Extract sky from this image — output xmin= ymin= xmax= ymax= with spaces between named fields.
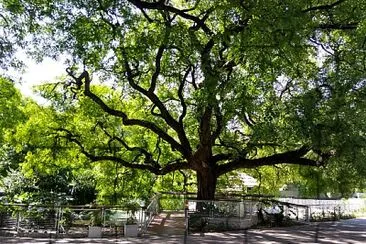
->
xmin=16 ymin=57 xmax=66 ymax=99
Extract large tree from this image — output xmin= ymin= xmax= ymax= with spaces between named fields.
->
xmin=3 ymin=0 xmax=366 ymax=200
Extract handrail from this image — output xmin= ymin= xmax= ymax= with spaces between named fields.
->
xmin=139 ymin=194 xmax=161 ymax=235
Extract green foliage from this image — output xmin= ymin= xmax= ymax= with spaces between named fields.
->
xmin=1 ymin=0 xmax=366 ymax=200
xmin=0 ymin=77 xmax=25 ymax=141
xmin=89 ymin=210 xmax=103 ymax=226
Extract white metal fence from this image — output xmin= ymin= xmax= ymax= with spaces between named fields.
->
xmin=0 ymin=203 xmax=156 ymax=238
xmin=185 ymin=197 xmax=366 ymax=232
xmin=278 ymin=198 xmax=366 ymax=221
xmin=186 ymin=199 xmax=258 ymax=232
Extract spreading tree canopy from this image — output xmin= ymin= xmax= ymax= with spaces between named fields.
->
xmin=2 ymin=0 xmax=366 ymax=200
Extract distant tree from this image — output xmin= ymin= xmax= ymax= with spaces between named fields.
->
xmin=2 ymin=0 xmax=366 ymax=200
xmin=0 ymin=77 xmax=26 ymax=176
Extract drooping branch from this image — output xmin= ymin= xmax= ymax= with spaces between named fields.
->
xmin=66 ymin=69 xmax=187 ymax=156
xmin=217 ymin=147 xmax=325 ymax=176
xmin=96 ymin=121 xmax=154 ymax=163
xmin=189 ymin=65 xmax=198 ymax=90
xmin=56 ymin=127 xmax=190 ymax=175
xmin=159 ymin=160 xmax=191 ymax=175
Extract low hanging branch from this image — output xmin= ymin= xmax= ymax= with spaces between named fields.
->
xmin=56 ymin=127 xmax=190 ymax=175
xmin=217 ymin=147 xmax=324 ymax=176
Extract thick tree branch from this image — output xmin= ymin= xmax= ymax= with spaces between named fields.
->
xmin=96 ymin=122 xmax=154 ymax=162
xmin=242 ymin=112 xmax=256 ymax=127
xmin=217 ymin=147 xmax=324 ymax=176
xmin=57 ymin=128 xmax=190 ymax=175
xmin=127 ymin=0 xmax=213 ymax=34
xmin=196 ymin=38 xmax=216 ymax=150
xmin=67 ymin=69 xmax=187 ymax=156
xmin=122 ymin=50 xmax=193 ymax=155
xmin=190 ymin=65 xmax=198 ymax=90
xmin=149 ymin=26 xmax=170 ymax=92
xmin=303 ymin=0 xmax=345 ymax=13
xmin=199 ymin=106 xmax=213 ymax=147
xmin=215 ymin=137 xmax=243 ymax=154
xmin=317 ymin=23 xmax=358 ymax=30
xmin=211 ymin=103 xmax=223 ymax=143
xmin=178 ymin=66 xmax=191 ymax=124
xmin=211 ymin=153 xmax=233 ymax=163
xmin=159 ymin=160 xmax=191 ymax=175
xmin=201 ymin=39 xmax=215 ymax=77
xmin=149 ymin=44 xmax=165 ymax=92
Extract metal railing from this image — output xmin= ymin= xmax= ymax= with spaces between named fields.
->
xmin=140 ymin=194 xmax=160 ymax=234
xmin=184 ymin=197 xmax=366 ymax=233
xmin=186 ymin=199 xmax=258 ymax=232
xmin=278 ymin=197 xmax=366 ymax=221
xmin=258 ymin=199 xmax=310 ymax=225
xmin=0 ymin=203 xmax=149 ymax=237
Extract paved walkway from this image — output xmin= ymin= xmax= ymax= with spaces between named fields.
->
xmin=1 ymin=217 xmax=366 ymax=243
xmin=147 ymin=211 xmax=185 ymax=236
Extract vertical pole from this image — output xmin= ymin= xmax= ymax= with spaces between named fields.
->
xmin=243 ymin=228 xmax=248 ymax=243
xmin=184 ymin=199 xmax=188 ymax=244
xmin=101 ymin=207 xmax=105 ymax=226
xmin=305 ymin=206 xmax=309 ymax=222
xmin=16 ymin=211 xmax=20 ymax=233
xmin=315 ymin=223 xmax=320 ymax=243
xmin=55 ymin=207 xmax=59 ymax=235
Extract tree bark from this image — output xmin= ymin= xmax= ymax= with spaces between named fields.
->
xmin=196 ymin=167 xmax=218 ymax=200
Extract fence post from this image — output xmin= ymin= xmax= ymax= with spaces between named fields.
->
xmin=314 ymin=223 xmax=320 ymax=243
xmin=16 ymin=211 xmax=20 ymax=233
xmin=55 ymin=207 xmax=60 ymax=235
xmin=243 ymin=228 xmax=248 ymax=243
xmin=184 ymin=199 xmax=188 ymax=244
xmin=305 ymin=206 xmax=309 ymax=222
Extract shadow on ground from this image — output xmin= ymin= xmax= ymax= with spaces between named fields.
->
xmin=1 ymin=217 xmax=365 ymax=243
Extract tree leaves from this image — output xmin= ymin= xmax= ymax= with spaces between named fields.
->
xmin=1 ymin=0 xmax=366 ymax=199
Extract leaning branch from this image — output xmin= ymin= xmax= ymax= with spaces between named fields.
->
xmin=217 ymin=147 xmax=324 ymax=176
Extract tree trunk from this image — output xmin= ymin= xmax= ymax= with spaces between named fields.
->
xmin=196 ymin=167 xmax=218 ymax=200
